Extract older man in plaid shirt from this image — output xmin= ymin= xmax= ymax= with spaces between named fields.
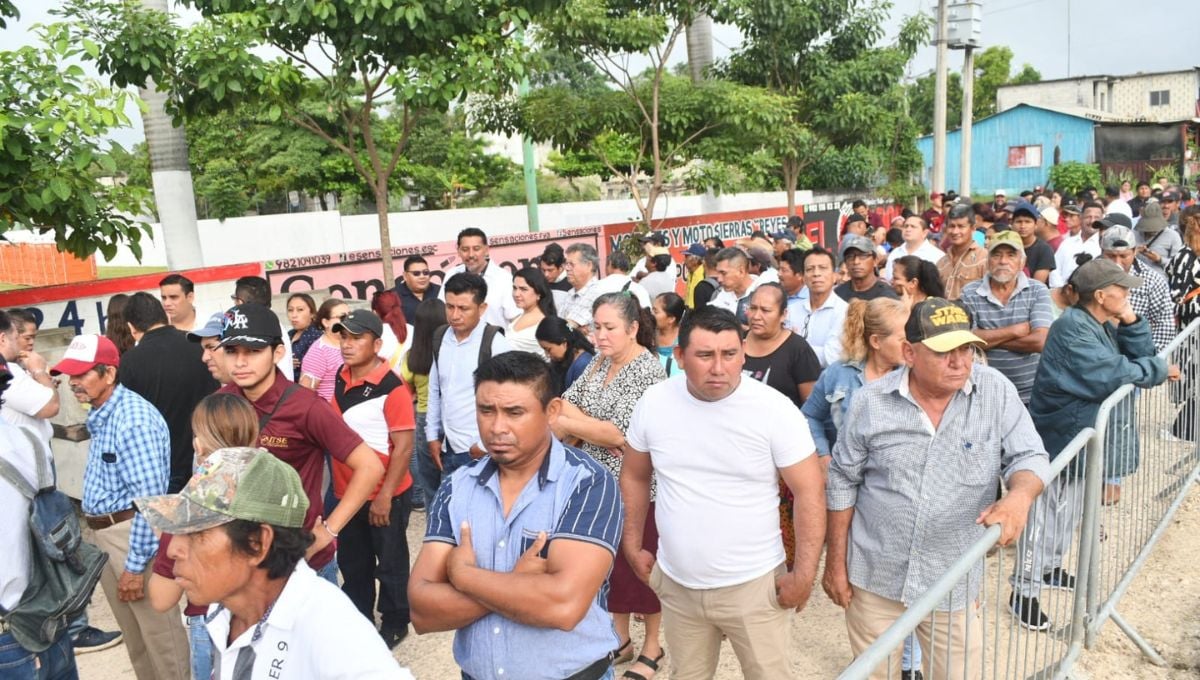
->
xmin=1100 ymin=225 xmax=1176 ymax=352
xmin=824 ymin=299 xmax=1051 ymax=680
xmin=52 ymin=335 xmax=189 ymax=680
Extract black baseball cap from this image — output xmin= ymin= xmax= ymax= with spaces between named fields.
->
xmin=1094 ymin=213 xmax=1134 ymax=231
xmin=905 ymin=298 xmax=986 ymax=352
xmin=332 ymin=309 xmax=383 ymax=337
xmin=218 ymin=303 xmax=282 ymax=349
xmin=637 ymin=232 xmax=668 ymax=246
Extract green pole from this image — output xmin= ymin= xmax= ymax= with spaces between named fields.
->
xmin=520 ymin=74 xmax=540 ymax=233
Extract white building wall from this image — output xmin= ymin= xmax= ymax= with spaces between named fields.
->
xmin=997 ymin=69 xmax=1199 ymax=122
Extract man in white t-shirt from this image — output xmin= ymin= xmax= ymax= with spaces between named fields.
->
xmin=884 ymin=215 xmax=944 ymax=281
xmin=593 ymin=250 xmax=652 ymax=308
xmin=0 ymin=310 xmax=58 ymax=442
xmin=137 ymin=447 xmax=413 ymax=680
xmin=620 ymin=306 xmax=826 ymax=679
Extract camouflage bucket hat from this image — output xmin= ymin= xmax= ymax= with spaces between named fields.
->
xmin=136 ymin=447 xmax=308 ymax=535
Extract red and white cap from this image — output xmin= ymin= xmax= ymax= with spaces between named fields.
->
xmin=51 ymin=335 xmax=121 ymax=376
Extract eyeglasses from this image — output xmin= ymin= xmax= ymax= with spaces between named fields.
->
xmin=406 ymin=269 xmax=431 ymax=277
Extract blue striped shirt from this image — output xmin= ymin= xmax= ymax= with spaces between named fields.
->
xmin=83 ymin=384 xmax=171 ymax=573
xmin=959 ymin=274 xmax=1053 ymax=404
xmin=425 ymin=437 xmax=622 ymax=680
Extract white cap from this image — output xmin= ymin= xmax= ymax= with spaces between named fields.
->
xmin=1040 ymin=206 xmax=1060 ymax=225
xmin=994 ymin=189 xmax=1006 ymax=196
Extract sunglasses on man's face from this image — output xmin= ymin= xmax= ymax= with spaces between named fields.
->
xmin=407 ymin=269 xmax=431 ymax=277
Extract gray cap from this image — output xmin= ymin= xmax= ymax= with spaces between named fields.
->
xmin=186 ymin=312 xmax=227 ymax=342
xmin=1071 ymin=258 xmax=1142 ymax=295
xmin=1100 ymin=226 xmax=1136 ymax=252
xmin=839 ymin=234 xmax=876 ymax=258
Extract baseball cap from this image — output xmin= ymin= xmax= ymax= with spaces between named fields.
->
xmin=1135 ymin=201 xmax=1168 ymax=234
xmin=683 ymin=243 xmax=707 ymax=257
xmin=1094 ymin=212 xmax=1134 ymax=231
xmin=50 ymin=335 xmax=121 ymax=376
xmin=1061 ymin=199 xmax=1081 ymax=215
xmin=1040 ymin=206 xmax=1060 ymax=225
xmin=994 ymin=189 xmax=1006 ymax=197
xmin=846 ymin=213 xmax=867 ymax=225
xmin=986 ymin=230 xmax=1025 ymax=254
xmin=186 ymin=312 xmax=227 ymax=342
xmin=746 ymin=246 xmax=774 ymax=269
xmin=218 ymin=303 xmax=282 ymax=349
xmin=770 ymin=230 xmax=797 ymax=243
xmin=1161 ymin=190 xmax=1181 ymax=203
xmin=930 ymin=191 xmax=944 ymax=200
xmin=1010 ymin=200 xmax=1041 ymax=220
xmin=332 ymin=309 xmax=383 ymax=337
xmin=1071 ymin=258 xmax=1142 ymax=296
xmin=137 ymin=447 xmax=309 ymax=535
xmin=905 ymin=298 xmax=986 ymax=352
xmin=839 ymin=234 xmax=876 ymax=258
xmin=637 ymin=232 xmax=668 ymax=246
xmin=1100 ymin=225 xmax=1136 ymax=252
xmin=647 ymin=245 xmax=671 ymax=257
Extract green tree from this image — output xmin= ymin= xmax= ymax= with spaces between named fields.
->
xmin=62 ymin=0 xmax=555 ymax=286
xmin=908 ymin=45 xmax=1043 ymax=135
xmin=479 ymin=0 xmax=790 ymax=231
xmin=404 ymin=111 xmax=515 ymax=210
xmin=712 ymin=0 xmax=930 ymax=214
xmin=194 ymin=157 xmax=249 ymax=220
xmin=0 ymin=19 xmax=152 ymax=260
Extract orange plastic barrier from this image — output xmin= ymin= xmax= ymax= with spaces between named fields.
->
xmin=0 ymin=243 xmax=97 ymax=287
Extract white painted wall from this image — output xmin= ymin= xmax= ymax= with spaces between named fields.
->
xmin=104 ymin=191 xmax=812 ymax=268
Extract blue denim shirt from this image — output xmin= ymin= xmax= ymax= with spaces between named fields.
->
xmin=800 ymin=361 xmax=865 ymax=457
xmin=425 ymin=437 xmax=622 ymax=680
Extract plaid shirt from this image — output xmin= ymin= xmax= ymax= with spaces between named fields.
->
xmin=84 ymin=384 xmax=171 ymax=573
xmin=1130 ymin=259 xmax=1176 ymax=352
xmin=827 ymin=365 xmax=1051 ymax=610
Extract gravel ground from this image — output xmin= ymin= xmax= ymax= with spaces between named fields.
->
xmin=76 ymin=485 xmax=1200 ymax=679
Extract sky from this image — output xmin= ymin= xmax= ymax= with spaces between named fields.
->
xmin=2 ymin=0 xmax=1194 ymax=149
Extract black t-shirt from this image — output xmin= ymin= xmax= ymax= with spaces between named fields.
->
xmin=835 ymin=280 xmax=900 ymax=302
xmin=1128 ymin=197 xmax=1146 ymax=218
xmin=742 ymin=333 xmax=823 ymax=409
xmin=1023 ymin=238 xmax=1056 ymax=278
xmin=118 ymin=326 xmax=219 ymax=492
xmin=693 ymin=279 xmax=718 ymax=309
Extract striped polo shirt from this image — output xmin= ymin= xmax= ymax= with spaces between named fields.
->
xmin=960 ymin=273 xmax=1053 ymax=404
xmin=425 ymin=438 xmax=622 ymax=680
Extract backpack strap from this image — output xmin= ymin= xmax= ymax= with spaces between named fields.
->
xmin=479 ymin=324 xmax=500 ymax=365
xmin=432 ymin=324 xmax=450 ymax=369
xmin=0 ymin=428 xmax=45 ymax=499
xmin=259 ymin=384 xmax=301 ymax=431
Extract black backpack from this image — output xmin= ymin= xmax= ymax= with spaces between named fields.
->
xmin=432 ymin=323 xmax=504 ymax=369
xmin=0 ymin=428 xmax=107 ymax=652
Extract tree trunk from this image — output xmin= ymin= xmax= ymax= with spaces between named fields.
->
xmin=783 ymin=157 xmax=800 ymax=217
xmin=139 ymin=0 xmax=203 ymax=270
xmin=375 ymin=184 xmax=395 ymax=288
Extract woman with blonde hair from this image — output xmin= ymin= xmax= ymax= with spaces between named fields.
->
xmin=146 ymin=393 xmax=260 ymax=680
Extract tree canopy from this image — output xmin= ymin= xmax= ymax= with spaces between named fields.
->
xmin=908 ymin=45 xmax=1042 ymax=135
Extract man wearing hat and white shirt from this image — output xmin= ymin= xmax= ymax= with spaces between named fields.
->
xmin=1101 ymin=225 xmax=1176 ymax=351
xmin=1051 ymin=201 xmax=1086 ymax=288
xmin=836 ymin=234 xmax=898 ymax=302
xmin=826 ymin=298 xmax=1050 ymax=678
xmin=52 ymin=335 xmax=190 ymax=680
xmin=638 ymin=246 xmax=680 ymax=301
xmin=138 ymin=447 xmax=413 ymax=679
xmin=1010 ymin=259 xmax=1174 ymax=631
xmin=746 ymin=245 xmax=780 ymax=286
xmin=770 ymin=229 xmax=797 ymax=257
xmin=992 ymin=189 xmax=1008 ymax=214
xmin=1160 ymin=190 xmax=1181 ymax=229
xmin=188 ymin=311 xmax=232 ymax=385
xmin=631 ymin=231 xmax=669 ymax=280
xmin=1134 ymin=200 xmax=1182 ymax=273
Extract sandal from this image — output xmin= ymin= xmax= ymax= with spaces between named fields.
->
xmin=612 ymin=638 xmax=634 ymax=665
xmin=622 ymin=651 xmax=665 ymax=680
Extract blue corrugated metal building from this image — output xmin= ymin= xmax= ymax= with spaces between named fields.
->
xmin=916 ymin=104 xmax=1098 ymax=196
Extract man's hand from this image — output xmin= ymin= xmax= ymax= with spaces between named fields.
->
xmin=775 ymin=570 xmax=814 ymax=611
xmin=369 ymin=495 xmax=392 ymax=527
xmin=447 ymin=521 xmax=478 ymax=585
xmin=625 ymin=548 xmax=655 ymax=585
xmin=514 ymin=532 xmax=549 ymax=575
xmin=21 ymin=350 xmax=47 ymax=374
xmin=468 ymin=444 xmax=487 ymax=460
xmin=118 ymin=571 xmax=145 ymax=602
xmin=428 ymin=440 xmax=444 ymax=471
xmin=977 ymin=492 xmax=1037 ymax=546
xmin=822 ymin=564 xmax=853 ymax=608
xmin=306 ymin=515 xmax=335 ymax=559
xmin=1168 ymin=364 xmax=1182 ymax=381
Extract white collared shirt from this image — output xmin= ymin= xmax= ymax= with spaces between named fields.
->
xmin=594 ymin=273 xmax=652 ymax=308
xmin=884 ymin=240 xmax=945 ymax=281
xmin=440 ymin=260 xmax=519 ymax=329
xmin=787 ymin=291 xmax=848 ymax=367
xmin=206 ymin=561 xmax=412 ymax=680
xmin=426 ymin=321 xmax=512 ymax=453
xmin=1051 ymin=232 xmax=1085 ymax=287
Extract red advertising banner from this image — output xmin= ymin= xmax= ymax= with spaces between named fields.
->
xmin=265 ymin=227 xmax=601 ymax=299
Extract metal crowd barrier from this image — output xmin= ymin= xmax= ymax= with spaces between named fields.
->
xmin=838 ymin=318 xmax=1200 ymax=679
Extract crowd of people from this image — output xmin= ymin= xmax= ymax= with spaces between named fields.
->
xmin=0 ymin=178 xmax=1197 ymax=680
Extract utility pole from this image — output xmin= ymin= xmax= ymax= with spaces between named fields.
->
xmin=516 ymin=31 xmax=539 ymax=232
xmin=932 ymin=0 xmax=949 ymax=196
xmin=960 ymin=45 xmax=975 ymax=197
xmin=685 ymin=13 xmax=714 ymax=84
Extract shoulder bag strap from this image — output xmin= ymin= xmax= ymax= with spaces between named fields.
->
xmin=0 ymin=428 xmax=43 ymax=498
xmin=259 ymin=384 xmax=302 ymax=431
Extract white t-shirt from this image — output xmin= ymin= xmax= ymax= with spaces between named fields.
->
xmin=1 ymin=363 xmax=54 ymax=442
xmin=625 ymin=375 xmax=814 ymax=589
xmin=594 ymin=273 xmax=652 ymax=308
xmin=439 ymin=260 xmax=519 ymax=329
xmin=0 ymin=425 xmax=45 ymax=610
xmin=884 ymin=240 xmax=945 ymax=281
xmin=207 ymin=561 xmax=412 ymax=680
xmin=640 ymin=270 xmax=679 ymax=302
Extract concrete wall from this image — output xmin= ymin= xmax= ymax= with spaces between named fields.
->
xmin=104 ymin=191 xmax=813 ymax=268
xmin=997 ymin=70 xmax=1200 ymax=122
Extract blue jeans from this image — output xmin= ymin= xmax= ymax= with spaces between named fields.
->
xmin=903 ymin=633 xmax=922 ymax=671
xmin=412 ymin=412 xmax=442 ymax=506
xmin=187 ymin=615 xmax=213 ymax=680
xmin=317 ymin=559 xmax=340 ymax=586
xmin=440 ymin=442 xmax=473 ymax=479
xmin=0 ymin=631 xmax=77 ymax=680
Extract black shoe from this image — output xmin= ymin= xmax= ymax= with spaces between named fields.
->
xmin=1041 ymin=568 xmax=1076 ymax=590
xmin=71 ymin=626 xmax=123 ymax=655
xmin=901 ymin=670 xmax=924 ymax=680
xmin=1009 ymin=593 xmax=1051 ymax=631
xmin=380 ymin=625 xmax=409 ymax=650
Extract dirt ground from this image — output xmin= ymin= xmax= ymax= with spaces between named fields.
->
xmin=76 ymin=485 xmax=1200 ymax=679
